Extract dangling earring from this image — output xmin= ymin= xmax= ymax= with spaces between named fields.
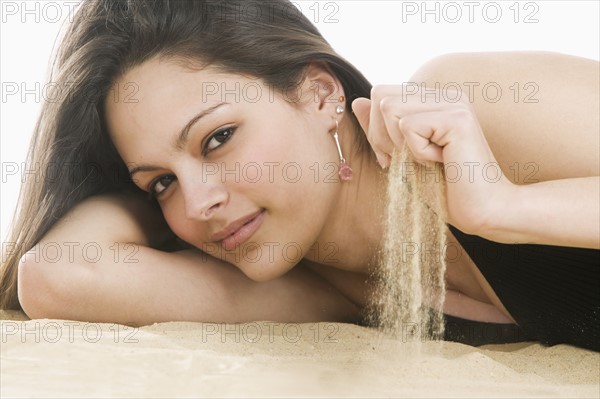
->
xmin=333 ymin=96 xmax=353 ymax=181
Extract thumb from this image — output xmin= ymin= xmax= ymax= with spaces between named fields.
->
xmin=351 ymin=97 xmax=371 ymax=134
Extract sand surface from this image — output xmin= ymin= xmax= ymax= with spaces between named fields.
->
xmin=1 ymin=310 xmax=598 ymax=398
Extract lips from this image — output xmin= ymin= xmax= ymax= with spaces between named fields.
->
xmin=211 ymin=209 xmax=265 ymax=251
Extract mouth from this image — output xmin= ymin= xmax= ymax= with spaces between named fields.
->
xmin=217 ymin=209 xmax=266 ymax=251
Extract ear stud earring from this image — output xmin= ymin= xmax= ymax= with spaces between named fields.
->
xmin=335 ymin=95 xmax=345 ymax=115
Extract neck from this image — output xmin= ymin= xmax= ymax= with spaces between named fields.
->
xmin=305 ymin=151 xmax=388 ymax=274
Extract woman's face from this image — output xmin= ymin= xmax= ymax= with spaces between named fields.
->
xmin=105 ymin=56 xmax=347 ymax=281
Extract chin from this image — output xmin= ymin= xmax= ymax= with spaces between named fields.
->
xmin=238 ymin=259 xmax=297 ymax=282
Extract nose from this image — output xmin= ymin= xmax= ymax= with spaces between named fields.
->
xmin=180 ymin=174 xmax=229 ymax=221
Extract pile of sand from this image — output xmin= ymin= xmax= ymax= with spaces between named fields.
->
xmin=1 ymin=310 xmax=598 ymax=398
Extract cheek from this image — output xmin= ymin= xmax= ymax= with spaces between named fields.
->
xmin=161 ymin=200 xmax=197 ymax=244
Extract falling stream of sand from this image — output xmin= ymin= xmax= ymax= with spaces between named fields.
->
xmin=369 ymin=143 xmax=448 ymax=343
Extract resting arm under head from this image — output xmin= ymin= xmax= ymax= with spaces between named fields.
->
xmin=17 ymin=194 xmax=359 ymax=326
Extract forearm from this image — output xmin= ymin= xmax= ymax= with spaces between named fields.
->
xmin=22 ymin=245 xmax=357 ymax=326
xmin=18 ymin=194 xmax=358 ymax=325
xmin=481 ymin=176 xmax=600 ymax=249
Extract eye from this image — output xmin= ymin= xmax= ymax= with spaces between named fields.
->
xmin=203 ymin=126 xmax=237 ymax=154
xmin=148 ymin=174 xmax=176 ymax=199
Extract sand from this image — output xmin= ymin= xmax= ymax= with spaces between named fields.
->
xmin=374 ymin=146 xmax=448 ymax=341
xmin=1 ymin=310 xmax=598 ymax=398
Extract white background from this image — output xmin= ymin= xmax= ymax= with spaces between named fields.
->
xmin=1 ymin=0 xmax=599 ymax=242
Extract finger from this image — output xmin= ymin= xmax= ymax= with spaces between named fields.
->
xmin=380 ymin=94 xmax=455 ymax=166
xmin=378 ymin=94 xmax=445 ymax=167
xmin=379 ymin=96 xmax=406 ymax=159
xmin=398 ymin=112 xmax=446 ymax=164
xmin=368 ymin=88 xmax=402 ymax=167
xmin=398 ymin=84 xmax=467 ymax=109
xmin=379 ymin=93 xmax=456 ymax=120
xmin=353 ymin=97 xmax=390 ymax=168
xmin=352 ymin=97 xmax=382 ymax=164
xmin=351 ymin=97 xmax=371 ymax=133
xmin=368 ymin=85 xmax=459 ymax=168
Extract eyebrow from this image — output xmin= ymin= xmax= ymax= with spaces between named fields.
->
xmin=128 ymin=102 xmax=229 ymax=178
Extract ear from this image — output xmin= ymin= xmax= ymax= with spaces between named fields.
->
xmin=297 ymin=62 xmax=346 ymax=114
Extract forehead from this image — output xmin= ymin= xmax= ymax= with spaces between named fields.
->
xmin=105 ymin=57 xmax=242 ymax=127
xmin=103 ymin=58 xmax=254 ymax=161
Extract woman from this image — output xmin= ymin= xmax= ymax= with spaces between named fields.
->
xmin=1 ymin=0 xmax=598 ymax=351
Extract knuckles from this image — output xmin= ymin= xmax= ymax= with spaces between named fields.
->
xmin=372 ymin=84 xmax=473 ymax=108
xmin=378 ymin=96 xmax=395 ymax=114
xmin=368 ymin=84 xmax=480 ymax=152
xmin=448 ymin=107 xmax=477 ymax=127
xmin=370 ymin=85 xmax=398 ymax=101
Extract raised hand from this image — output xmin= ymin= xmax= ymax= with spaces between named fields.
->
xmin=352 ymin=85 xmax=516 ymax=235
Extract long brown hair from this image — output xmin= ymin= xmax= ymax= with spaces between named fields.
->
xmin=0 ymin=0 xmax=373 ymax=310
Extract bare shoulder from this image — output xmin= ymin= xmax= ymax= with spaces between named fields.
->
xmin=410 ymin=51 xmax=599 ymax=182
xmin=411 ymin=51 xmax=598 ymax=81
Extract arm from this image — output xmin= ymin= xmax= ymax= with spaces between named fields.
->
xmin=17 ymin=193 xmax=359 ymax=326
xmin=410 ymin=51 xmax=600 ymax=248
xmin=483 ymin=176 xmax=600 ymax=249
